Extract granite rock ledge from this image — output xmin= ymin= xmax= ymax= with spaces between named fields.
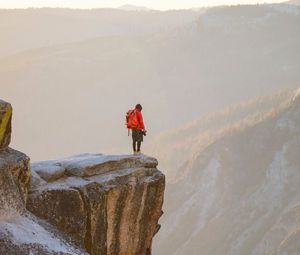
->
xmin=0 ymin=98 xmax=165 ymax=255
xmin=28 ymin=153 xmax=165 ymax=255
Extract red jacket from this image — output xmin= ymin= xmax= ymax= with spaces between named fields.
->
xmin=135 ymin=109 xmax=145 ymax=130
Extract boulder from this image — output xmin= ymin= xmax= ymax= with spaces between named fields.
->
xmin=31 ymin=160 xmax=64 ymax=182
xmin=30 ymin=169 xmax=47 ymax=189
xmin=0 ymin=148 xmax=31 ymax=204
xmin=0 ymin=151 xmax=25 ymax=216
xmin=27 ymin=182 xmax=87 ymax=247
xmin=0 ymin=100 xmax=12 ymax=149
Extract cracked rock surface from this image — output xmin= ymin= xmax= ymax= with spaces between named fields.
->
xmin=28 ymin=153 xmax=165 ymax=255
xmin=0 ymin=99 xmax=165 ymax=255
xmin=0 ymin=149 xmax=88 ymax=255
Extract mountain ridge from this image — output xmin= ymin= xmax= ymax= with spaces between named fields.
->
xmin=118 ymin=4 xmax=153 ymax=11
xmin=286 ymin=0 xmax=300 ymax=5
xmin=147 ymin=89 xmax=297 ymax=182
xmin=2 ymin=4 xmax=300 ymax=160
xmin=153 ymin=87 xmax=300 ymax=255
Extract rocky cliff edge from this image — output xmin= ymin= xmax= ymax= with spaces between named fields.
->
xmin=0 ymin=99 xmax=165 ymax=255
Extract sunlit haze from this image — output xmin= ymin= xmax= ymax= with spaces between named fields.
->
xmin=1 ymin=0 xmax=300 ymax=254
xmin=0 ymin=0 xmax=286 ymax=10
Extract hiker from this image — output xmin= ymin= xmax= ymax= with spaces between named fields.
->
xmin=126 ymin=104 xmax=146 ymax=154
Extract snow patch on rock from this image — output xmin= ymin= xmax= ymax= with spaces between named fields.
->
xmin=32 ymin=153 xmax=158 ymax=179
xmin=0 ymin=215 xmax=84 ymax=254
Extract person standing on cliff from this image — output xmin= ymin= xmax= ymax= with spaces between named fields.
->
xmin=126 ymin=104 xmax=146 ymax=155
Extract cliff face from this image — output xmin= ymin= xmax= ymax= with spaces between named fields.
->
xmin=0 ymin=99 xmax=165 ymax=255
xmin=28 ymin=154 xmax=165 ymax=255
xmin=0 ymin=100 xmax=87 ymax=255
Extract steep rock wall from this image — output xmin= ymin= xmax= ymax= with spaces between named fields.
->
xmin=28 ymin=154 xmax=165 ymax=255
xmin=0 ymin=99 xmax=12 ymax=148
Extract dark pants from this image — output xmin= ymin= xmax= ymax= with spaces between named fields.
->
xmin=132 ymin=129 xmax=143 ymax=152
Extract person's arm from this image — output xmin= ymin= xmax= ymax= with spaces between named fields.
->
xmin=137 ymin=111 xmax=145 ymax=130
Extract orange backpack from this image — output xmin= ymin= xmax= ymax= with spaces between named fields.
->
xmin=126 ymin=109 xmax=139 ymax=130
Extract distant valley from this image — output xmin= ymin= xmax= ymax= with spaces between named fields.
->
xmin=1 ymin=4 xmax=300 ymax=160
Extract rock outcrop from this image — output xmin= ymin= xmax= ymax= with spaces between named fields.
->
xmin=28 ymin=153 xmax=165 ymax=255
xmin=1 ymin=148 xmax=31 ymax=204
xmin=0 ymin=99 xmax=12 ymax=149
xmin=0 ymin=149 xmax=27 ymax=217
xmin=0 ymin=100 xmax=88 ymax=255
xmin=0 ymin=213 xmax=88 ymax=255
xmin=0 ymin=99 xmax=165 ymax=255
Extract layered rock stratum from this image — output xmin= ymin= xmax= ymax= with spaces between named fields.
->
xmin=0 ymin=99 xmax=165 ymax=255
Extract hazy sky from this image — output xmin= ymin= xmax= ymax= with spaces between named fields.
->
xmin=0 ymin=0 xmax=287 ymax=10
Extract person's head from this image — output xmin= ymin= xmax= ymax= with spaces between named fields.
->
xmin=135 ymin=104 xmax=142 ymax=111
